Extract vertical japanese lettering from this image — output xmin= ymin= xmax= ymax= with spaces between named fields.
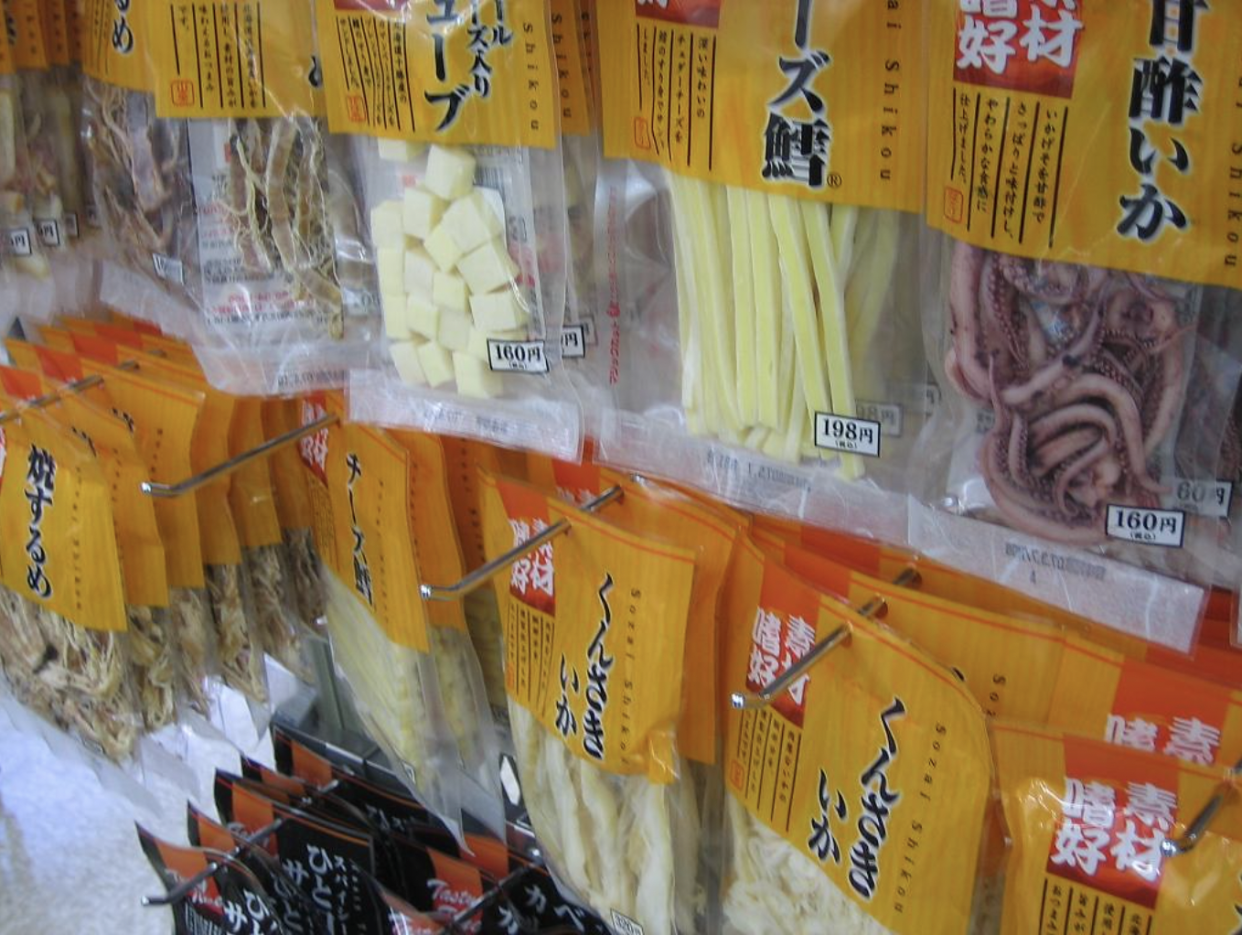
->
xmin=848 ymin=697 xmax=906 ymax=900
xmin=763 ymin=0 xmax=832 ymax=188
xmin=24 ymin=446 xmax=56 ymax=600
xmin=345 ymin=452 xmax=373 ymax=605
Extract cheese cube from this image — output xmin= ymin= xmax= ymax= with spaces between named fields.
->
xmin=404 ymin=247 xmax=438 ymax=296
xmin=402 ymin=187 xmax=445 ymax=241
xmin=458 ymin=239 xmax=518 ymax=295
xmin=443 ymin=190 xmax=504 ymax=252
xmin=423 ymin=145 xmax=476 ymax=200
xmin=454 ymin=352 xmax=503 ymax=399
xmin=465 ymin=327 xmax=524 ymax=361
xmin=424 ymin=221 xmax=464 ymax=272
xmin=433 ymin=271 xmax=469 ymax=313
xmin=470 ymin=288 xmax=527 ymax=333
xmin=383 ymin=293 xmax=411 ymax=339
xmin=407 ymin=292 xmax=440 ymax=341
xmin=377 ymin=138 xmax=427 ymax=163
xmin=437 ymin=309 xmax=472 ymax=352
xmin=376 ymin=247 xmax=404 ymax=296
xmin=416 ymin=341 xmax=455 ymax=388
xmin=390 ymin=340 xmax=428 ymax=386
xmin=370 ymin=200 xmax=404 ymax=246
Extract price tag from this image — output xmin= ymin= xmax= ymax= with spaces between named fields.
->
xmin=561 ymin=324 xmax=587 ymax=359
xmin=63 ymin=212 xmax=80 ymax=239
xmin=814 ymin=413 xmax=882 ymax=458
xmin=856 ymin=400 xmax=903 ymax=437
xmin=1106 ymin=505 xmax=1185 ymax=548
xmin=610 ymin=911 xmax=645 ymax=935
xmin=5 ymin=228 xmax=32 ymax=257
xmin=152 ymin=253 xmax=185 ymax=285
xmin=36 ymin=218 xmax=62 ymax=248
xmin=488 ymin=339 xmax=549 ymax=374
xmin=1169 ymin=478 xmax=1233 ymax=519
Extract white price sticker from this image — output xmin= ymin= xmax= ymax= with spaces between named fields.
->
xmin=856 ymin=400 xmax=903 ymax=437
xmin=5 ymin=228 xmax=32 ymax=257
xmin=814 ymin=413 xmax=881 ymax=458
xmin=1106 ymin=505 xmax=1185 ymax=548
xmin=610 ymin=911 xmax=645 ymax=935
xmin=487 ymin=339 xmax=549 ymax=374
xmin=1169 ymin=478 xmax=1233 ymax=519
xmin=63 ymin=212 xmax=80 ymax=239
xmin=561 ymin=324 xmax=587 ymax=359
xmin=152 ymin=253 xmax=185 ymax=284
xmin=36 ymin=218 xmax=61 ymax=248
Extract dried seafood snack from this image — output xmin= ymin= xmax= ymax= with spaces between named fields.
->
xmin=207 ymin=562 xmax=267 ymax=705
xmin=281 ymin=526 xmax=325 ymax=628
xmin=169 ymin=585 xmax=213 ymax=713
xmin=244 ymin=542 xmax=311 ymax=682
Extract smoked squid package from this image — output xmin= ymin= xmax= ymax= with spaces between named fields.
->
xmin=83 ymin=0 xmax=379 ymax=395
xmin=917 ymin=0 xmax=1242 ymax=611
xmin=480 ymin=473 xmax=700 ymax=935
xmin=592 ymin=0 xmax=928 ymax=536
xmin=990 ymin=724 xmax=1242 ymax=934
xmin=719 ymin=536 xmax=993 ymax=935
xmin=318 ymin=0 xmax=582 ymax=460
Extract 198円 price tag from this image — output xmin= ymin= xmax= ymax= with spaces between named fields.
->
xmin=1106 ymin=505 xmax=1186 ymax=548
xmin=814 ymin=412 xmax=882 ymax=458
xmin=1169 ymin=478 xmax=1234 ymax=519
xmin=5 ymin=227 xmax=32 ymax=257
xmin=488 ymin=339 xmax=549 ymax=374
xmin=561 ymin=324 xmax=587 ymax=359
xmin=35 ymin=217 xmax=62 ymax=248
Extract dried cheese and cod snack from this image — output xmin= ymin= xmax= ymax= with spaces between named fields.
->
xmin=481 ymin=473 xmax=700 ymax=935
xmin=83 ymin=0 xmax=377 ymax=395
xmin=305 ymin=398 xmax=473 ymax=840
xmin=0 ymin=403 xmax=140 ymax=762
xmin=0 ymin=363 xmax=178 ymax=731
xmin=719 ymin=537 xmax=993 ymax=935
xmin=990 ymin=724 xmax=1242 ymax=934
xmin=316 ymin=0 xmax=581 ymax=459
xmin=592 ymin=1 xmax=926 ymax=516
xmin=920 ymin=0 xmax=1242 ymax=594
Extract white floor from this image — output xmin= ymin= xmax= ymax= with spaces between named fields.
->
xmin=0 ymin=692 xmax=277 ymax=934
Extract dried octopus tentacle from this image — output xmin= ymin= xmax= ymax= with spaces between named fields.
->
xmin=1000 ymin=308 xmax=1102 ymax=408
xmin=1029 ymin=403 xmax=1118 ymax=448
xmin=1051 ymin=373 xmax=1164 ymax=493
xmin=1142 ymin=342 xmax=1185 ymax=456
xmin=983 ymin=429 xmax=1108 ymax=542
xmin=998 ymin=253 xmax=1080 ymax=305
xmin=1031 ymin=426 xmax=1102 ymax=479
xmin=948 ymin=241 xmax=992 ymax=402
xmin=1052 ymin=436 xmax=1113 ymax=517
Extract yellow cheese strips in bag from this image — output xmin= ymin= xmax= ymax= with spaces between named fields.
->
xmin=991 ymin=723 xmax=1242 ymax=934
xmin=481 ymin=473 xmax=698 ymax=935
xmin=721 ymin=536 xmax=992 ymax=935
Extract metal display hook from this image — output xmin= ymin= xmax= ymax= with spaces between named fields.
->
xmin=142 ymin=780 xmax=341 ymax=907
xmin=140 ymin=413 xmax=339 ymax=498
xmin=0 ymin=358 xmax=140 ymax=426
xmin=443 ymin=864 xmax=540 ymax=934
xmin=1161 ymin=754 xmax=1242 ymax=857
xmin=730 ymin=566 xmax=923 ymax=711
xmin=419 ymin=485 xmax=624 ymax=603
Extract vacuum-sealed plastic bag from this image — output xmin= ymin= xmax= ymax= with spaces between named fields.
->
xmin=592 ymin=1 xmax=927 ymax=528
xmin=481 ymin=474 xmax=699 ymax=935
xmin=719 ymin=536 xmax=992 ymax=935
xmin=991 ymin=723 xmax=1242 ymax=934
xmin=314 ymin=0 xmax=581 ymax=459
xmin=918 ymin=0 xmax=1242 ymax=597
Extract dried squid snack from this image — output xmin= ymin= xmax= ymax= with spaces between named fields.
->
xmin=206 ymin=561 xmax=267 ymax=705
xmin=282 ymin=526 xmax=325 ymax=628
xmin=169 ymin=584 xmax=214 ymax=713
xmin=243 ymin=542 xmax=312 ymax=682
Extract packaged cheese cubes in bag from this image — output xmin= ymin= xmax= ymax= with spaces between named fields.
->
xmin=991 ymin=723 xmax=1242 ymax=934
xmin=593 ymin=1 xmax=927 ymax=514
xmin=480 ymin=474 xmax=699 ymax=935
xmin=316 ymin=0 xmax=581 ymax=459
xmin=720 ymin=537 xmax=992 ymax=935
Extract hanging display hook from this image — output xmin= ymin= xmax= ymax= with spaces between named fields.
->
xmin=419 ymin=485 xmax=624 ymax=602
xmin=0 ymin=359 xmax=140 ymax=426
xmin=443 ymin=865 xmax=540 ymax=934
xmin=141 ymin=413 xmax=339 ymax=498
xmin=1161 ymin=754 xmax=1242 ymax=857
xmin=730 ymin=566 xmax=922 ymax=710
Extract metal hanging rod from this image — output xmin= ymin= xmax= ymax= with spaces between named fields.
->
xmin=1162 ymin=754 xmax=1242 ymax=857
xmin=141 ymin=414 xmax=339 ymax=498
xmin=730 ymin=566 xmax=922 ymax=711
xmin=0 ymin=359 xmax=139 ymax=426
xmin=420 ymin=485 xmax=624 ymax=602
xmin=444 ymin=865 xmax=539 ymax=934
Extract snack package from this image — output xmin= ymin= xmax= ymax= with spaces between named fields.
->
xmin=719 ymin=536 xmax=993 ymax=935
xmin=592 ymin=1 xmax=926 ymax=535
xmin=391 ymin=428 xmax=505 ymax=836
xmin=315 ymin=0 xmax=582 ymax=460
xmin=917 ymin=2 xmax=1242 ymax=604
xmin=138 ymin=827 xmax=287 ymax=935
xmin=303 ymin=397 xmax=469 ymax=840
xmin=0 ymin=363 xmax=177 ymax=731
xmin=990 ymin=724 xmax=1242 ymax=933
xmin=481 ymin=474 xmax=699 ymax=935
xmin=0 ymin=403 xmax=139 ymax=762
